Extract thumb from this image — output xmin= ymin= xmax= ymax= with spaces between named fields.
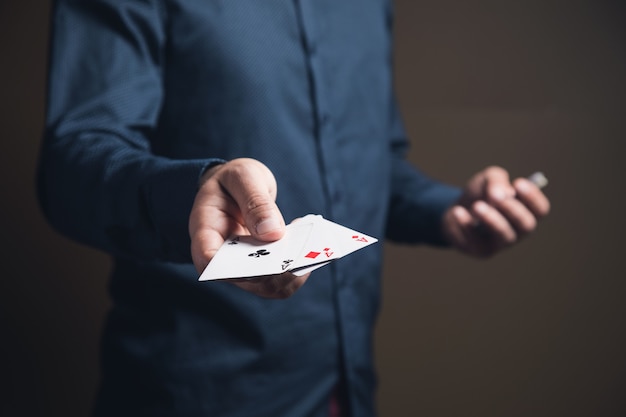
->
xmin=218 ymin=158 xmax=286 ymax=242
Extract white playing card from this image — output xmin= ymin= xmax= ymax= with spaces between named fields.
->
xmin=289 ymin=215 xmax=344 ymax=271
xmin=198 ymin=214 xmax=378 ymax=281
xmin=292 ymin=216 xmax=378 ymax=276
xmin=321 ymin=218 xmax=378 ymax=258
xmin=198 ymin=222 xmax=313 ymax=281
xmin=291 ymin=261 xmax=332 ymax=277
xmin=298 ymin=215 xmax=377 ymax=256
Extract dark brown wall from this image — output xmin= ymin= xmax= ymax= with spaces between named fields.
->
xmin=1 ymin=1 xmax=625 ymax=416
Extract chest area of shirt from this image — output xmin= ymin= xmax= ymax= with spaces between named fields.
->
xmin=163 ymin=0 xmax=389 ymax=77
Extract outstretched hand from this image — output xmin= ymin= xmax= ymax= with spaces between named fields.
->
xmin=442 ymin=166 xmax=550 ymax=258
xmin=189 ymin=158 xmax=309 ymax=298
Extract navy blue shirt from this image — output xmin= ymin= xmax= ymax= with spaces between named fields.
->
xmin=39 ymin=0 xmax=461 ymax=416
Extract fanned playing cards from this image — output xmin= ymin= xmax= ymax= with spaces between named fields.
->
xmin=198 ymin=214 xmax=378 ymax=281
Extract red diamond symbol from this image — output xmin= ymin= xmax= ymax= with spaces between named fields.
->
xmin=305 ymin=251 xmax=320 ymax=259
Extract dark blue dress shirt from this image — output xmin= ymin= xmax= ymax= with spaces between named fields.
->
xmin=38 ymin=0 xmax=461 ymax=416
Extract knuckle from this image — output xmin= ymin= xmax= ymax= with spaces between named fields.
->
xmin=485 ymin=165 xmax=506 ymax=177
xmin=245 ymin=198 xmax=277 ymax=228
xmin=513 ymin=177 xmax=530 ymax=190
xmin=245 ymin=193 xmax=273 ymax=212
xmin=220 ymin=161 xmax=247 ymax=183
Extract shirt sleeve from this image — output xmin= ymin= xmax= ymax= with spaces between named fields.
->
xmin=37 ymin=0 xmax=221 ymax=263
xmin=385 ymin=95 xmax=462 ymax=246
xmin=382 ymin=0 xmax=462 ymax=246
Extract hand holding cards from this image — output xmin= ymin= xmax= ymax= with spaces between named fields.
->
xmin=199 ymin=214 xmax=378 ymax=281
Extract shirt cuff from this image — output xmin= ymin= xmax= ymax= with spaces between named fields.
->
xmin=146 ymin=158 xmax=225 ymax=262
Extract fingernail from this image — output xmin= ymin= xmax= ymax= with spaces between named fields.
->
xmin=453 ymin=206 xmax=465 ymax=219
xmin=255 ymin=217 xmax=281 ymax=235
xmin=490 ymin=187 xmax=507 ymax=201
xmin=515 ymin=180 xmax=530 ymax=193
xmin=474 ymin=201 xmax=489 ymax=213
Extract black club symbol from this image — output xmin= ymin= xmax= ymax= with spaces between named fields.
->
xmin=249 ymin=249 xmax=270 ymax=258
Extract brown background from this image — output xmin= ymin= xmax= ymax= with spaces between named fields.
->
xmin=1 ymin=1 xmax=625 ymax=416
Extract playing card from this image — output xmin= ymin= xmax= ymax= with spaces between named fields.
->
xmin=198 ymin=214 xmax=378 ymax=281
xmin=198 ymin=222 xmax=314 ymax=281
xmin=318 ymin=217 xmax=378 ymax=258
xmin=291 ymin=261 xmax=332 ymax=277
xmin=290 ymin=216 xmax=378 ymax=276
xmin=289 ymin=215 xmax=344 ymax=271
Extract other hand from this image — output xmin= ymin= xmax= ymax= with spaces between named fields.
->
xmin=442 ymin=166 xmax=550 ymax=258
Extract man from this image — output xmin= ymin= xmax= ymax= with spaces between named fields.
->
xmin=38 ymin=1 xmax=549 ymax=416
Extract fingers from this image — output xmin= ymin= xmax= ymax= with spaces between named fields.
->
xmin=190 ymin=158 xmax=307 ymax=299
xmin=468 ymin=167 xmax=550 ymax=236
xmin=442 ymin=205 xmax=477 ymax=252
xmin=444 ymin=201 xmax=523 ymax=258
xmin=215 ymin=158 xmax=286 ymax=242
xmin=513 ymin=178 xmax=551 ymax=218
xmin=483 ymin=166 xmax=516 ymax=203
xmin=190 ymin=214 xmax=244 ymax=272
xmin=444 ymin=205 xmax=497 ymax=258
xmin=478 ymin=196 xmax=537 ymax=237
xmin=472 ymin=200 xmax=519 ymax=246
xmin=444 ymin=167 xmax=551 ymax=259
xmin=477 ymin=175 xmax=550 ymax=240
xmin=189 ymin=158 xmax=286 ymax=275
xmin=462 ymin=166 xmax=514 ymax=204
xmin=228 ymin=272 xmax=310 ymax=299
